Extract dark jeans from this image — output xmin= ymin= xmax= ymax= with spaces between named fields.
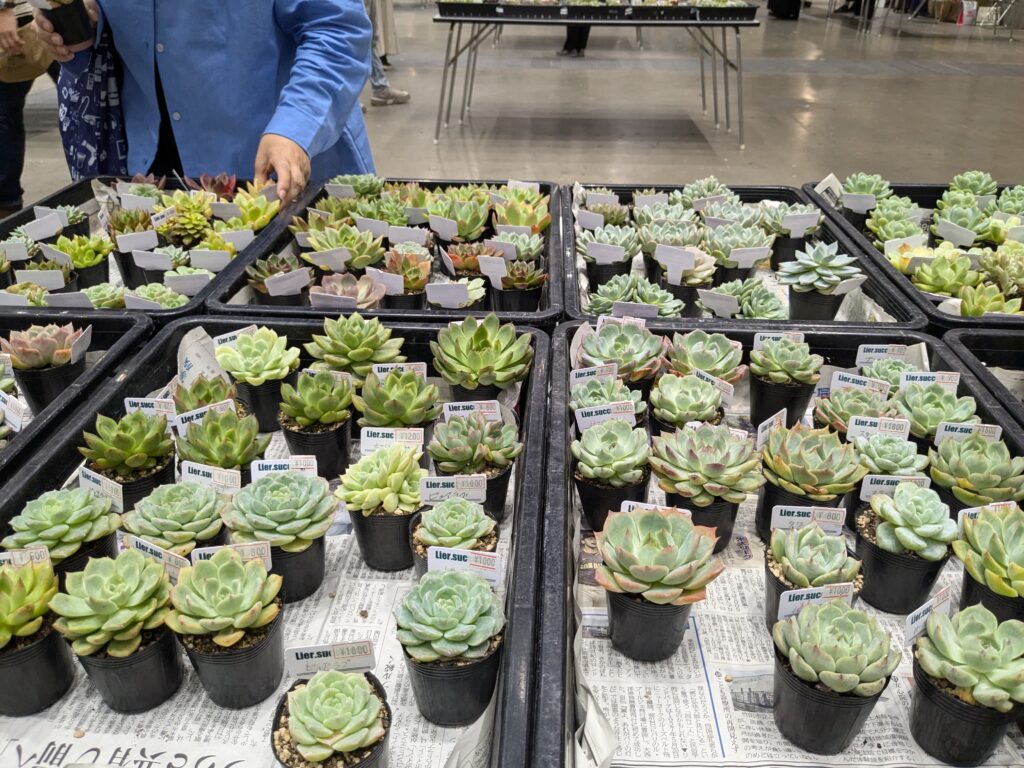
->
xmin=0 ymin=62 xmax=61 ymax=209
xmin=563 ymin=25 xmax=591 ymax=52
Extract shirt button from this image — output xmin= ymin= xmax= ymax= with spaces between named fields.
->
xmin=172 ymin=112 xmax=181 ymax=121
xmin=156 ymin=43 xmax=165 ymax=53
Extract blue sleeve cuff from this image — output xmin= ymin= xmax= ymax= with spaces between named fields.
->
xmin=263 ymin=105 xmax=320 ymax=156
xmin=59 ymin=12 xmax=104 ymax=76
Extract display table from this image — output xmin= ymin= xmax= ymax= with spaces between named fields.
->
xmin=432 ymin=13 xmax=761 ymax=146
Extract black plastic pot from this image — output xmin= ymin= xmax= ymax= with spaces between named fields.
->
xmin=63 ymin=219 xmax=90 ymax=238
xmin=625 ymin=377 xmax=654 ymax=402
xmin=75 ymin=261 xmax=109 ymax=289
xmin=774 ymin=649 xmax=886 ymax=755
xmin=92 ymin=454 xmax=175 ymax=512
xmin=748 ymin=375 xmax=813 ymax=432
xmin=280 ymin=415 xmax=352 ymax=480
xmin=271 ymin=536 xmax=326 ymax=603
xmin=585 ymin=259 xmax=632 ymax=290
xmin=770 ymin=236 xmax=805 ymax=270
xmin=51 ymin=271 xmax=80 ymax=294
xmin=53 ymin=531 xmax=118 ymax=589
xmin=184 ymin=609 xmax=284 ymax=708
xmin=384 ymin=291 xmax=427 ymax=309
xmin=451 ymin=382 xmax=502 ymax=403
xmin=112 ymin=250 xmax=147 ymax=289
xmin=492 ymin=286 xmax=542 ymax=313
xmin=932 ymin=482 xmax=968 ymax=519
xmin=841 ymin=208 xmax=868 ymax=232
xmin=788 ymin=287 xmax=845 ymax=322
xmin=763 ymin=554 xmax=788 ymax=631
xmin=253 ymin=289 xmax=310 ymax=307
xmin=960 ymin=572 xmax=1024 ymax=625
xmin=76 ymin=628 xmax=184 ymax=713
xmin=0 ymin=269 xmax=13 ymax=289
xmin=40 ymin=0 xmax=94 ymax=47
xmin=713 ymin=265 xmax=751 ymax=286
xmin=0 ymin=624 xmax=75 ymax=716
xmin=574 ymin=468 xmax=649 ymax=532
xmin=642 ymin=252 xmax=661 ymax=283
xmin=404 ymin=641 xmax=503 ymax=726
xmin=235 ymin=372 xmax=298 ymax=433
xmin=844 ymin=490 xmax=866 ymax=531
xmin=350 ymin=508 xmax=415 ymax=571
xmin=855 ymin=527 xmax=947 ymax=615
xmin=755 ymin=482 xmax=844 ymax=542
xmin=910 ymin=657 xmax=1020 ymax=766
xmin=606 ymin=591 xmax=692 ymax=662
xmin=659 ymin=279 xmax=705 ymax=318
xmin=435 ymin=463 xmax=513 ymax=522
xmin=14 ymin=357 xmax=87 ymax=415
xmin=677 ymin=498 xmax=738 ymax=554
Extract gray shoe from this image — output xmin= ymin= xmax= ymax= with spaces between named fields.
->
xmin=371 ymin=87 xmax=411 ymax=106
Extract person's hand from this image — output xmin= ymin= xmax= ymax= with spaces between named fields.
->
xmin=0 ymin=9 xmax=23 ymax=56
xmin=33 ymin=0 xmax=98 ymax=62
xmin=254 ymin=134 xmax=310 ymax=206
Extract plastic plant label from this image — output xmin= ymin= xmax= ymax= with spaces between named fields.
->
xmin=311 ymin=247 xmax=351 ymax=273
xmin=483 ymin=238 xmax=518 ymax=261
xmin=118 ymin=193 xmax=157 ymax=212
xmin=427 ymin=546 xmax=502 ymax=586
xmin=703 ymin=216 xmax=731 ymax=230
xmin=845 ymin=416 xmax=912 ymax=442
xmin=425 ymin=282 xmax=468 ymax=308
xmin=576 ymin=210 xmax=604 ymax=230
xmin=165 ymin=273 xmax=212 ymax=297
xmin=309 ymin=292 xmax=357 ymax=310
xmin=634 ymin=193 xmax=669 ymax=209
xmin=38 ymin=243 xmax=71 ymax=266
xmin=729 ymin=247 xmax=771 ymax=269
xmin=428 ymin=215 xmax=459 ymax=241
xmin=405 ymin=207 xmax=428 ymax=226
xmin=34 ymin=205 xmax=68 ymax=227
xmin=293 ymin=231 xmax=312 ymax=249
xmin=123 ymin=294 xmax=164 ymax=310
xmin=935 ymin=219 xmax=977 ymax=248
xmin=116 ymin=230 xmax=159 ymax=253
xmin=353 ymin=216 xmax=389 ymax=239
xmin=855 ymin=344 xmax=908 ymax=366
xmin=439 ymin=246 xmax=456 ymax=276
xmin=124 ymin=397 xmax=176 ymax=429
xmin=359 ymin=426 xmax=424 ymax=454
xmin=842 ymin=193 xmax=876 ymax=214
xmin=180 ymin=461 xmax=242 ymax=492
xmin=574 ymin=401 xmax=636 ymax=432
xmin=302 ymin=368 xmax=352 ymax=386
xmin=487 ymin=191 xmax=506 ymax=206
xmin=0 ymin=240 xmax=29 ymax=261
xmin=782 ymin=212 xmax=819 ymax=237
xmin=364 ymin=267 xmax=404 ymax=296
xmin=68 ymin=325 xmax=91 ymax=364
xmin=210 ymin=202 xmax=241 ymax=220
xmin=189 ymin=250 xmax=232 ymax=272
xmin=770 ymin=505 xmax=845 ymax=535
xmin=697 ymin=289 xmax=740 ymax=318
xmin=691 ymin=194 xmax=728 ymax=212
xmin=46 ymin=291 xmax=94 ymax=308
xmin=387 ymin=225 xmax=428 ymax=246
xmin=443 ymin=400 xmax=502 ymax=423
xmin=753 ymin=332 xmax=804 ymax=351
xmin=252 ymin=456 xmax=318 ymax=481
xmin=132 ymin=250 xmax=172 ymax=271
xmin=654 ymin=244 xmax=695 ymax=285
xmin=829 ymin=370 xmax=890 ymax=399
xmin=814 ymin=173 xmax=843 ymax=207
xmin=419 ymin=475 xmax=488 ymax=504
xmin=123 ymin=535 xmax=190 ymax=585
xmin=904 ymin=587 xmax=953 ymax=647
xmin=860 ymin=474 xmax=931 ymax=502
xmin=191 ymin=541 xmax=272 ymax=570
xmin=585 ymin=192 xmax=619 ymax=206
xmin=958 ymin=501 xmax=1017 ymax=536
xmin=884 ymin=234 xmax=926 ymax=255
xmin=0 ymin=389 xmax=28 ymax=431
xmin=14 ymin=269 xmax=65 ymax=290
xmin=0 ymin=354 xmax=11 ymax=379
xmin=221 ymin=229 xmax=255 ymax=251
xmin=831 ymin=275 xmax=869 ymax=296
xmin=150 ymin=207 xmax=177 ymax=228
xmin=691 ymin=368 xmax=735 ymax=405
xmin=755 ymin=410 xmax=787 ymax=449
xmin=79 ymin=467 xmax=125 ymax=513
xmin=595 ymin=315 xmax=646 ymax=331
xmin=478 ymin=255 xmax=508 ymax=288
xmin=611 ymin=302 xmax=660 ymax=319
xmin=371 ymin=362 xmax=427 ymax=379
xmin=1008 ymin=226 xmax=1024 ymax=243
xmin=113 ymin=181 xmax=135 ymax=194
xmin=325 ymin=183 xmax=356 ymax=199
xmin=265 ymin=267 xmax=311 ymax=297
xmin=20 ymin=213 xmax=63 ymax=241
xmin=495 ymin=224 xmax=533 ymax=237
xmin=0 ymin=546 xmax=50 ymax=567
xmin=778 ymin=583 xmax=855 ymax=621
xmin=934 ymin=422 xmax=1002 ymax=445
xmin=569 ymin=363 xmax=618 ymax=390
xmin=174 ymin=399 xmax=236 ymax=436
xmin=213 ymin=325 xmax=257 ymax=348
xmin=620 ymin=500 xmax=690 ymax=517
xmin=899 ymin=371 xmax=959 ymax=393
xmin=285 ymin=640 xmax=376 ymax=677
xmin=507 ymin=179 xmax=540 ymax=193
xmin=588 ymin=242 xmax=626 ymax=265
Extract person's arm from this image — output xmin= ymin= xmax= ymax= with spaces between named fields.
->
xmin=0 ymin=6 xmax=23 ymax=56
xmin=32 ymin=0 xmax=100 ymax=63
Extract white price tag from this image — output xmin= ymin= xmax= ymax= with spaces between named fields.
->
xmin=285 ymin=641 xmax=376 ymax=677
xmin=221 ymin=230 xmax=255 ymax=251
xmin=46 ymin=291 xmax=93 ymax=308
xmin=483 ymin=238 xmax=518 ymax=261
xmin=845 ymin=417 xmax=912 ymax=442
xmin=116 ymin=230 xmax=159 ymax=253
xmin=189 ymin=250 xmax=232 ymax=272
xmin=426 ymin=547 xmax=502 ymax=586
xmin=611 ymin=302 xmax=660 ymax=319
xmin=442 ymin=400 xmax=502 ymax=423
xmin=354 ymin=216 xmax=389 ymax=239
xmin=654 ymin=244 xmax=696 ymax=285
xmin=778 ymin=583 xmax=855 ymax=621
xmin=756 ymin=410 xmax=787 ymax=449
xmin=830 ymin=370 xmax=890 ymax=399
xmin=14 ymin=269 xmax=64 ymax=290
xmin=620 ymin=500 xmax=690 ymax=517
xmin=899 ymin=371 xmax=960 ymax=393
xmin=210 ymin=202 xmax=241 ymax=221
xmin=507 ymin=179 xmax=540 ymax=193
xmin=123 ymin=294 xmax=165 ymax=310
xmin=958 ymin=501 xmax=1017 ymax=536
xmin=179 ymin=461 xmax=242 ymax=492
xmin=842 ymin=193 xmax=876 ymax=214
xmin=769 ymin=505 xmax=845 ymax=535
xmin=132 ymin=250 xmax=172 ymax=271
xmin=325 ymin=183 xmax=357 ymax=199
xmin=78 ymin=466 xmax=125 ymax=513
xmin=0 ymin=546 xmax=50 ymax=567
xmin=34 ymin=205 xmax=68 ymax=227
xmin=856 ymin=344 xmax=907 ymax=366
xmin=21 ymin=213 xmax=64 ymax=240
xmin=585 ymin=192 xmax=619 ymax=206
xmin=860 ymin=474 xmax=931 ymax=502
xmin=191 ymin=541 xmax=272 ymax=570
xmin=388 ymin=225 xmax=428 ymax=246
xmin=428 ymin=215 xmax=459 ymax=241
xmin=118 ymin=194 xmax=157 ymax=213
xmin=588 ymin=242 xmax=627 ymax=265
xmin=371 ymin=362 xmax=427 ymax=378
xmin=691 ymin=194 xmax=729 ymax=212
xmin=426 ymin=282 xmax=470 ymax=308
xmin=165 ymin=273 xmax=212 ymax=297
xmin=359 ymin=426 xmax=424 ymax=455
xmin=935 ymin=218 xmax=977 ymax=248
xmin=0 ymin=241 xmax=29 ymax=262
xmin=38 ymin=243 xmax=71 ymax=266
xmin=251 ymin=456 xmax=319 ymax=481
xmin=697 ymin=289 xmax=739 ymax=318
xmin=831 ymin=275 xmax=868 ymax=296
xmin=904 ymin=587 xmax=952 ymax=647
xmin=753 ymin=332 xmax=804 ymax=351
xmin=265 ymin=268 xmax=311 ymax=297
xmin=576 ymin=210 xmax=604 ymax=230
xmin=814 ymin=173 xmax=843 ymax=207
xmin=595 ymin=315 xmax=646 ymax=331
xmin=123 ymin=535 xmax=190 ymax=585
xmin=569 ymin=363 xmax=618 ymax=390
xmin=574 ymin=401 xmax=636 ymax=432
xmin=634 ymin=193 xmax=669 ymax=209
xmin=781 ymin=212 xmax=819 ymax=237
xmin=124 ymin=397 xmax=176 ymax=427
xmin=478 ymin=255 xmax=508 ymax=288
xmin=212 ymin=325 xmax=257 ymax=348
xmin=174 ymin=399 xmax=236 ymax=436
xmin=68 ymin=325 xmax=91 ymax=364
xmin=309 ymin=292 xmax=357 ymax=310
xmin=364 ymin=267 xmax=405 ymax=296
xmin=308 ymin=246 xmax=351 ymax=272
xmin=933 ymin=422 xmax=1001 ymax=446
xmin=419 ymin=475 xmax=488 ymax=504
xmin=729 ymin=246 xmax=771 ymax=269
xmin=495 ymin=224 xmax=533 ymax=237
xmin=691 ymin=368 xmax=735 ymax=405
xmin=150 ymin=207 xmax=177 ymax=228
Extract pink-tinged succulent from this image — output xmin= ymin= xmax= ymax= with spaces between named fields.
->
xmin=0 ymin=324 xmax=84 ymax=370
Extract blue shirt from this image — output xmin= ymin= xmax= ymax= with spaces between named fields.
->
xmin=66 ymin=0 xmax=375 ymax=181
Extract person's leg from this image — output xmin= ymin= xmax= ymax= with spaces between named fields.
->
xmin=0 ymin=78 xmax=34 ymax=215
xmin=370 ymin=49 xmax=410 ymax=106
xmin=576 ymin=25 xmax=591 ymax=55
xmin=560 ymin=26 xmax=577 ymax=54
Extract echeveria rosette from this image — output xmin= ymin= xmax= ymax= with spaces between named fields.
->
xmin=762 ymin=424 xmax=868 ymax=501
xmin=770 ymin=523 xmax=862 ymax=588
xmin=586 ymin=201 xmax=630 ymax=227
xmin=980 ymin=242 xmax=1024 ymax=298
xmin=175 ymin=409 xmax=271 ymax=471
xmin=637 ymin=220 xmax=704 ymax=256
xmin=0 ymin=323 xmax=83 ymax=370
xmin=122 ymin=482 xmax=226 ymax=556
xmin=911 ymin=252 xmax=982 ymax=297
xmin=773 ymin=600 xmax=901 ymax=697
xmin=867 ymin=483 xmax=956 ymax=561
xmin=588 ymin=274 xmax=684 ymax=317
xmin=352 ymin=369 xmax=441 ymax=428
xmin=853 ymin=433 xmax=929 ymax=476
xmin=578 ymin=323 xmax=666 ymax=385
xmin=649 ymin=373 xmax=722 ymax=427
xmin=871 ymin=218 xmax=924 ymax=252
xmin=311 ymin=274 xmax=385 ymax=310
xmin=776 ymin=242 xmax=862 ymax=295
xmin=700 ymin=199 xmax=762 ymax=229
xmin=929 ymin=435 xmax=1024 ymax=508
xmin=414 ymin=499 xmax=495 ymax=551
xmin=337 ymin=444 xmax=426 ymax=516
xmin=569 ymin=377 xmax=647 ymax=421
xmin=224 ymin=472 xmax=335 ymax=553
xmin=571 ymin=420 xmax=649 ymax=489
xmin=427 ymin=412 xmax=522 ymax=475
xmin=814 ymin=388 xmax=888 ymax=434
xmin=664 ymin=330 xmax=746 ymax=384
xmin=702 ymin=221 xmax=773 ymax=268
xmin=130 ymin=283 xmax=188 ymax=309
xmin=760 ymin=201 xmax=822 ymax=238
xmin=304 ymin=314 xmax=406 ymax=383
xmin=1 ymin=489 xmax=120 ymax=563
xmin=952 ymin=503 xmax=1024 ymax=599
xmin=950 ymin=170 xmax=998 ymax=197
xmin=632 ymin=201 xmax=695 ymax=228
xmin=670 ymin=176 xmax=736 ymax=209
xmin=736 ymin=281 xmax=787 ymax=320
xmin=215 ymin=327 xmax=300 ymax=386
xmin=0 ymin=561 xmax=57 ymax=650
xmin=78 ymin=411 xmax=174 ymax=477
xmin=959 ymin=284 xmax=1024 ymax=317
xmin=865 ymin=195 xmax=915 ymax=234
xmin=576 ymin=225 xmax=641 ymax=264
xmin=286 ymin=670 xmax=387 ymax=762
xmin=172 ymin=374 xmax=236 ymax=414
xmin=860 ymin=358 xmax=919 ymax=392
xmin=841 ymin=173 xmax=892 ymax=203
xmin=888 ymin=382 xmax=977 ymax=440
xmin=931 ymin=206 xmax=990 ymax=247
xmin=650 ymin=423 xmax=765 ymax=506
xmin=749 ymin=338 xmax=822 ymax=386
xmin=430 ymin=314 xmax=534 ymax=392
xmin=279 ymin=371 xmax=354 ymax=429
xmin=594 ymin=508 xmax=724 ymax=605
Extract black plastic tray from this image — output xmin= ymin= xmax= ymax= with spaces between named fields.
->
xmin=498 ymin=3 xmax=564 ymax=18
xmin=533 ymin=319 xmax=1024 ymax=768
xmin=0 ymin=310 xmax=152 ymax=479
xmin=803 ymin=181 xmax=1024 ymax=334
xmin=562 ymin=183 xmax=926 ymax=330
xmin=0 ymin=314 xmax=549 ymax=768
xmin=205 ymin=179 xmax=564 ymax=328
xmin=944 ymin=329 xmax=1024 ymax=433
xmin=692 ymin=4 xmax=757 ymax=20
xmin=1 ymin=176 xmax=299 ymax=325
xmin=437 ymin=0 xmax=500 ymax=17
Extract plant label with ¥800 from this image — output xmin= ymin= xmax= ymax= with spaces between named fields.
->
xmin=770 ymin=505 xmax=844 ymax=535
xmin=620 ymin=500 xmax=690 ymax=517
xmin=443 ymin=400 xmax=502 ymax=423
xmin=845 ymin=416 xmax=912 ymax=442
xmin=569 ymin=363 xmax=618 ymax=390
xmin=574 ymin=401 xmax=636 ymax=432
xmin=904 ymin=587 xmax=953 ymax=647
xmin=419 ymin=475 xmax=487 ymax=504
xmin=753 ymin=332 xmax=804 ymax=351
xmin=899 ymin=371 xmax=960 ymax=393
xmin=0 ymin=546 xmax=50 ymax=567
xmin=78 ymin=467 xmax=125 ymax=514
xmin=252 ymin=456 xmax=318 ymax=481
xmin=933 ymin=422 xmax=1002 ymax=446
xmin=123 ymin=535 xmax=190 ymax=585
xmin=179 ymin=461 xmax=242 ymax=493
xmin=778 ymin=583 xmax=855 ymax=621
xmin=860 ymin=474 xmax=931 ymax=502
xmin=191 ymin=541 xmax=272 ymax=570
xmin=855 ymin=344 xmax=908 ymax=367
xmin=957 ymin=501 xmax=1017 ymax=536
xmin=427 ymin=547 xmax=503 ymax=586
xmin=285 ymin=640 xmax=376 ymax=677
xmin=360 ymin=426 xmax=424 ymax=454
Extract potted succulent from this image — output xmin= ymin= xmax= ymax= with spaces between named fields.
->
xmin=587 ymin=274 xmax=683 ymax=318
xmin=931 ymin=206 xmax=989 ymax=248
xmin=958 ymin=284 xmax=1024 ymax=317
xmin=129 ymin=283 xmax=189 ymax=308
xmin=383 ymin=243 xmax=432 ymax=309
xmin=0 ymin=324 xmax=86 ymax=413
xmin=717 ymin=278 xmax=787 ymax=320
xmin=772 ymin=601 xmax=899 ymax=754
xmin=53 ymin=234 xmax=114 ymax=289
xmin=655 ymin=247 xmax=715 ymax=318
xmin=671 ymin=176 xmax=735 ymax=209
xmin=122 ymin=482 xmax=226 ymax=554
xmin=703 ymin=221 xmax=773 ymax=285
xmin=0 ymin=561 xmax=75 ymax=716
xmin=108 ymin=209 xmax=152 ymax=287
xmin=888 ymin=382 xmax=977 ymax=451
xmin=427 ymin=412 xmax=522 ymax=521
xmin=444 ymin=242 xmax=495 ymax=280
xmin=491 ymin=231 xmax=544 ymax=262
xmin=279 ymin=371 xmax=354 ymax=479
xmin=311 ymin=273 xmax=386 ymax=310
xmin=911 ymin=606 xmax=1023 ymax=766
xmin=426 ymin=277 xmax=486 ymax=310
xmin=494 ymin=260 xmax=549 ymax=313
xmin=632 ymin=201 xmax=692 ymax=228
xmin=81 ymin=282 xmax=125 ymax=309
xmin=172 ymin=373 xmax=239 ymax=414
xmin=595 ymin=508 xmax=723 ymax=661
xmin=175 ymin=409 xmax=271 ymax=484
xmin=776 ymin=242 xmax=863 ymax=321
xmin=748 ymin=337 xmax=823 ymax=429
xmin=953 ymin=504 xmax=1024 ymax=624
xmin=165 ymin=548 xmax=284 ymax=708
xmin=37 ymin=0 xmax=94 ymax=50
xmin=428 ymin=197 xmax=490 ymax=248
xmin=5 ymin=281 xmax=49 ymax=306
xmin=54 ymin=204 xmax=89 ymax=237
xmin=19 ymin=261 xmax=71 ymax=289
xmin=331 ymin=172 xmax=386 ymax=197
xmin=337 ymin=444 xmax=426 ymax=571
xmin=855 ymin=483 xmax=955 ymax=614
xmin=760 ymin=202 xmax=821 ymax=269
xmin=577 ymin=224 xmax=641 ymax=289
xmin=306 ymin=225 xmax=385 ymax=276
xmin=813 ymin=387 xmax=888 ymax=436
xmin=638 ymin=219 xmax=703 ymax=284
xmin=569 ymin=377 xmax=648 ymax=428
xmin=355 ymin=195 xmax=408 ymax=227
xmin=847 ymin=433 xmax=929 ymax=528
xmin=245 ymin=253 xmax=312 ymax=307
xmin=408 ymin=499 xmax=497 ymax=579
xmin=495 ymin=197 xmax=550 ymax=233
xmin=586 ymin=201 xmax=630 ymax=227
xmin=215 ymin=327 xmax=301 ymax=431
xmin=50 ymin=550 xmax=183 ymax=712
xmin=223 ymin=472 xmax=334 ymax=602
xmin=1 ymin=489 xmax=120 ymax=584
xmin=648 ymin=373 xmax=722 ymax=434
xmin=757 ymin=424 xmax=867 ymax=541
xmin=431 ymin=314 xmax=534 ymax=403
xmin=910 ymin=251 xmax=980 ymax=298
xmin=663 ymin=330 xmax=745 ymax=384
xmin=304 ymin=314 xmax=406 ymax=384
xmin=701 ymin=198 xmax=761 ymax=229
xmin=353 ymin=369 xmax=441 ymax=439
xmin=765 ymin=524 xmax=863 ymax=630
xmin=928 ymin=434 xmax=1024 ymax=517
xmin=78 ymin=411 xmax=176 ymax=510
xmin=860 ymin=357 xmax=919 ymax=392
xmin=579 ymin=324 xmax=665 ymax=401
xmin=840 ymin=172 xmax=892 ymax=231
xmin=271 ymin=670 xmax=391 ymax=766
xmin=571 ymin=420 xmax=650 ymax=532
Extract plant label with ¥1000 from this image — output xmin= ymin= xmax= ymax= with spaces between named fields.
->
xmin=419 ymin=475 xmax=488 ymax=504
xmin=778 ymin=583 xmax=854 ymax=621
xmin=285 ymin=640 xmax=376 ymax=677
xmin=251 ymin=457 xmax=318 ymax=481
xmin=427 ymin=547 xmax=502 ymax=586
xmin=179 ymin=461 xmax=242 ymax=492
xmin=191 ymin=541 xmax=272 ymax=570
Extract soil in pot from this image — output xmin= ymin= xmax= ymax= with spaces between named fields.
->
xmin=76 ymin=628 xmax=184 ymax=713
xmin=279 ymin=411 xmax=352 ymax=480
xmin=959 ymin=571 xmax=1024 ymax=625
xmin=586 ymin=259 xmax=633 ymax=290
xmin=788 ymin=287 xmax=845 ymax=322
xmin=491 ymin=285 xmax=543 ymax=313
xmin=435 ymin=463 xmax=513 ymax=522
xmin=755 ymin=482 xmax=845 ymax=542
xmin=668 ymin=498 xmax=737 ymax=554
xmin=87 ymin=452 xmax=176 ymax=512
xmin=404 ymin=636 xmax=503 ymax=726
xmin=763 ymin=548 xmax=864 ymax=631
xmin=409 ymin=511 xmax=500 ymax=580
xmin=607 ymin=591 xmax=692 ymax=662
xmin=13 ymin=357 xmax=87 ymax=415
xmin=350 ymin=507 xmax=416 ymax=571
xmin=52 ymin=531 xmax=119 ymax=589
xmin=749 ymin=375 xmax=813 ymax=431
xmin=235 ymin=371 xmax=299 ymax=433
xmin=384 ymin=290 xmax=427 ymax=310
xmin=271 ymin=537 xmax=327 ymax=603
xmin=0 ymin=618 xmax=75 ymax=716
xmin=770 ymin=236 xmax=805 ymax=270
xmin=574 ymin=467 xmax=650 ymax=533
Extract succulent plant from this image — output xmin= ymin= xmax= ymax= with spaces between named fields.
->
xmin=153 ymin=244 xmax=190 ymax=268
xmin=355 ymin=195 xmax=408 ymax=226
xmin=2 ymin=488 xmax=120 ymax=562
xmin=310 ymin=194 xmax=362 ymax=225
xmin=81 ymin=283 xmax=125 ymax=309
xmin=990 ymin=186 xmax=1024 ymax=217
xmin=632 ymin=202 xmax=693 ymax=228
xmin=638 ymin=220 xmax=704 ymax=255
xmin=175 ymin=409 xmax=271 ymax=470
xmin=587 ymin=273 xmax=683 ymax=317
xmin=427 ymin=412 xmax=522 ymax=474
xmin=937 ymin=189 xmax=978 ymax=212
xmin=701 ymin=198 xmax=762 ymax=229
xmin=760 ymin=202 xmax=822 ymax=237
xmin=671 ymin=176 xmax=735 ymax=209
xmin=572 ymin=420 xmax=649 ymax=488
xmin=498 ymin=259 xmax=546 ymax=291
xmin=384 ymin=243 xmax=432 ymax=292
xmin=987 ymin=215 xmax=1024 ymax=246
xmin=865 ymin=196 xmax=916 ymax=234
xmin=54 ymin=234 xmax=113 ymax=269
xmin=79 ymin=411 xmax=174 ymax=477
xmin=664 ymin=330 xmax=745 ymax=383
xmin=337 ymin=444 xmax=426 ymax=515
xmin=749 ymin=337 xmax=823 ymax=386
xmin=156 ymin=211 xmax=211 ymax=249
xmin=221 ymin=189 xmax=280 ymax=232
xmin=953 ymin=503 xmax=1024 ymax=599
xmin=185 ymin=172 xmax=237 ymax=200
xmin=772 ymin=600 xmax=900 ymax=696
xmin=0 ymin=561 xmax=57 ymax=649
xmin=814 ymin=388 xmax=888 ymax=433
xmin=594 ymin=508 xmax=724 ymax=604
xmin=386 ymin=180 xmax=434 ymax=208
xmin=867 ymin=483 xmax=956 ymax=561
xmin=446 ymin=242 xmax=499 ymax=275
xmin=777 ymin=242 xmax=862 ymax=294
xmin=428 ymin=277 xmax=485 ymax=307
xmin=842 ymin=173 xmax=892 ymax=201
xmin=771 ymin=523 xmax=862 ymax=587
xmin=585 ymin=201 xmax=630 ymax=227
xmin=959 ymin=284 xmax=1024 ymax=317
xmin=5 ymin=281 xmax=48 ymax=306
xmin=305 ymin=314 xmax=406 ymax=382
xmin=245 ymin=253 xmax=308 ymax=294
xmin=279 ymin=370 xmax=353 ymax=428
xmin=122 ymin=482 xmax=225 ymax=556
xmin=490 ymin=231 xmax=544 ymax=261
xmin=428 ymin=197 xmax=490 ymax=242
xmin=50 ymin=549 xmax=170 ymax=656
xmin=495 ymin=198 xmax=551 ymax=234
xmin=108 ymin=208 xmax=153 ymax=239
xmin=853 ymin=433 xmax=929 ymax=476
xmin=888 ymin=382 xmax=977 ymax=440
xmin=285 ymin=670 xmax=387 ymax=761
xmin=352 ymin=369 xmax=441 ymax=428
xmin=215 ymin=327 xmax=300 ymax=386
xmin=929 ymin=435 xmax=1024 ymax=507
xmin=910 ymin=251 xmax=982 ymax=296
xmin=579 ymin=323 xmax=665 ymax=384
xmin=980 ymin=242 xmax=1024 ymax=298
xmin=950 ymin=170 xmax=998 ymax=197
xmin=1 ymin=323 xmax=84 ymax=370
xmin=762 ymin=424 xmax=868 ymax=501
xmin=23 ymin=258 xmax=71 ymax=285
xmin=54 ymin=203 xmax=86 ymax=225
xmin=649 ymin=373 xmax=721 ymax=426
xmin=311 ymin=273 xmax=386 ymax=309
xmin=737 ymin=281 xmax=788 ymax=319
xmin=932 ymin=206 xmax=990 ymax=246
xmin=172 ymin=374 xmax=236 ymax=414
xmin=130 ymin=282 xmax=188 ymax=308
xmin=860 ymin=358 xmax=919 ymax=392
xmin=569 ymin=377 xmax=647 ymax=421
xmin=431 ymin=314 xmax=534 ymax=392
xmin=414 ymin=498 xmax=496 ymax=551
xmin=651 ymin=423 xmax=764 ymax=506
xmin=576 ymin=224 xmax=641 ymax=263
xmin=330 ymin=173 xmax=385 ymax=198
xmin=306 ymin=225 xmax=385 ymax=270
xmin=224 ymin=472 xmax=334 ymax=553
xmin=703 ymin=222 xmax=773 ymax=268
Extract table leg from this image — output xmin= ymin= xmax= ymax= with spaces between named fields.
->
xmin=699 ymin=36 xmax=707 ymax=114
xmin=709 ymin=31 xmax=719 ymax=129
xmin=721 ymin=28 xmax=731 ymax=133
xmin=444 ymin=23 xmax=464 ymax=127
xmin=467 ymin=27 xmax=483 ymax=112
xmin=735 ymin=27 xmax=745 ymax=149
xmin=636 ymin=26 xmax=644 ymax=50
xmin=435 ymin=23 xmax=456 ymax=144
xmin=459 ymin=24 xmax=476 ymax=124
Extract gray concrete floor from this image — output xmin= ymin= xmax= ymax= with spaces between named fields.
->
xmin=19 ymin=3 xmax=1024 ymax=203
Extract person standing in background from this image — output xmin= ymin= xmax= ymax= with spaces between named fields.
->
xmin=371 ymin=0 xmax=398 ymax=68
xmin=366 ymin=0 xmax=409 ymax=106
xmin=559 ymin=25 xmax=590 ymax=57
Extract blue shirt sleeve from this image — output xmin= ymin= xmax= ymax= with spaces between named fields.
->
xmin=264 ymin=0 xmax=372 ymax=159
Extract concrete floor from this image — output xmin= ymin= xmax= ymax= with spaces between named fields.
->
xmin=19 ymin=4 xmax=1024 ymax=203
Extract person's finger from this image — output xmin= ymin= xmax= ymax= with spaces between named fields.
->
xmin=275 ymin=161 xmax=293 ymax=205
xmin=253 ymin=148 xmax=271 ymax=188
xmin=0 ymin=33 xmax=22 ymax=54
xmin=84 ymin=0 xmax=99 ymax=22
xmin=33 ymin=13 xmax=54 ymax=34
